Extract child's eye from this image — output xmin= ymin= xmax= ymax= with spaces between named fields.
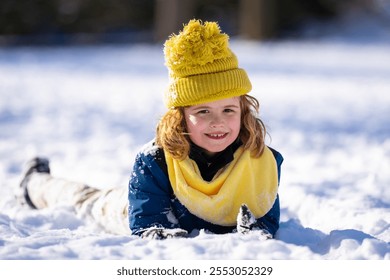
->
xmin=197 ymin=110 xmax=209 ymax=114
xmin=224 ymin=108 xmax=235 ymax=113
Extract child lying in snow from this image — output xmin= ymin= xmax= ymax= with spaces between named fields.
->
xmin=19 ymin=19 xmax=283 ymax=240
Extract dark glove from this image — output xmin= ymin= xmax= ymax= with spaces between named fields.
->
xmin=237 ymin=204 xmax=257 ymax=234
xmin=236 ymin=204 xmax=273 ymax=240
xmin=141 ymin=227 xmax=188 ymax=240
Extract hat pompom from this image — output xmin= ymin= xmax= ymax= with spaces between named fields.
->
xmin=164 ymin=19 xmax=231 ymax=71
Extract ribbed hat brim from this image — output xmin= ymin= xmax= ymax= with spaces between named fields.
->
xmin=165 ymin=68 xmax=252 ymax=108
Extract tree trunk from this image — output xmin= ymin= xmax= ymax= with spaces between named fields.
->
xmin=239 ymin=0 xmax=278 ymax=40
xmin=154 ymin=0 xmax=197 ymax=42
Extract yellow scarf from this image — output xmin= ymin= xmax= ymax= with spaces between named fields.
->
xmin=165 ymin=146 xmax=278 ymax=226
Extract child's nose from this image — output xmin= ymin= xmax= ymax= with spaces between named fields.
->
xmin=210 ymin=114 xmax=224 ymax=127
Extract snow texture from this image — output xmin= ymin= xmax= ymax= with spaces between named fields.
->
xmin=0 ymin=10 xmax=389 ymax=260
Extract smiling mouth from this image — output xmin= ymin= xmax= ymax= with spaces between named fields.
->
xmin=205 ymin=133 xmax=228 ymax=140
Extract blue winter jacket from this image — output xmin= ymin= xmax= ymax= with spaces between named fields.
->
xmin=128 ymin=140 xmax=283 ymax=237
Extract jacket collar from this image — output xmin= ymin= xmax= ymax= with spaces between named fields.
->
xmin=189 ymin=138 xmax=242 ymax=181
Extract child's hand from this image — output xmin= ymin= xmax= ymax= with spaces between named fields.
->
xmin=236 ymin=204 xmax=257 ymax=234
xmin=256 ymin=229 xmax=273 ymax=241
xmin=236 ymin=204 xmax=273 ymax=240
xmin=140 ymin=227 xmax=188 ymax=240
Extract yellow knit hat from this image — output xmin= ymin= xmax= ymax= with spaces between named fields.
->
xmin=163 ymin=19 xmax=252 ymax=108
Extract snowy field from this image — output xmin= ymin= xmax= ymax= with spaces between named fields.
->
xmin=0 ymin=12 xmax=389 ymax=264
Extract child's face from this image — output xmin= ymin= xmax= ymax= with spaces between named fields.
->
xmin=184 ymin=97 xmax=241 ymax=156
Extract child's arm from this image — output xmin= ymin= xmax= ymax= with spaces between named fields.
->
xmin=255 ymin=195 xmax=280 ymax=237
xmin=128 ymin=151 xmax=185 ymax=238
xmin=258 ymin=147 xmax=283 ymax=237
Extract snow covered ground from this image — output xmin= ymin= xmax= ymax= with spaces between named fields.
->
xmin=0 ymin=10 xmax=389 ymax=263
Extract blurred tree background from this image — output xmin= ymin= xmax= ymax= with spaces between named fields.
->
xmin=0 ymin=0 xmax=385 ymax=45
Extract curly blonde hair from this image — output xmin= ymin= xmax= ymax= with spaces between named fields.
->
xmin=156 ymin=95 xmax=266 ymax=160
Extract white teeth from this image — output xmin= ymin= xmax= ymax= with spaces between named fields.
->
xmin=209 ymin=134 xmax=225 ymax=137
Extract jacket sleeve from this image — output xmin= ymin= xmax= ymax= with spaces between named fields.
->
xmin=255 ymin=147 xmax=284 ymax=237
xmin=128 ymin=151 xmax=179 ymax=236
